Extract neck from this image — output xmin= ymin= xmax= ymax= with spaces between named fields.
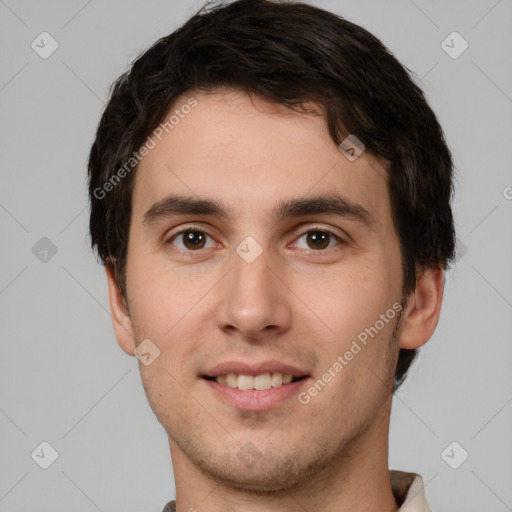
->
xmin=170 ymin=395 xmax=398 ymax=512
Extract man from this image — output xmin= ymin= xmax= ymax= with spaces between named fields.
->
xmin=87 ymin=0 xmax=455 ymax=510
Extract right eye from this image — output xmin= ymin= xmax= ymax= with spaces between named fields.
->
xmin=166 ymin=227 xmax=217 ymax=252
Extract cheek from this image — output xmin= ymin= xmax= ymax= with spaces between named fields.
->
xmin=125 ymin=252 xmax=222 ymax=380
xmin=125 ymin=248 xmax=188 ymax=336
xmin=309 ymin=264 xmax=397 ymax=337
xmin=296 ymin=262 xmax=401 ymax=389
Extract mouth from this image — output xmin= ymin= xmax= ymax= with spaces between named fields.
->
xmin=201 ymin=373 xmax=308 ymax=391
xmin=200 ymin=361 xmax=311 ymax=411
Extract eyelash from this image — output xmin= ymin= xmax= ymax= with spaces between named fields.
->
xmin=165 ymin=225 xmax=345 ymax=254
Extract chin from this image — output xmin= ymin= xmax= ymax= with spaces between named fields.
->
xmin=196 ymin=457 xmax=311 ymax=494
xmin=182 ymin=436 xmax=341 ymax=495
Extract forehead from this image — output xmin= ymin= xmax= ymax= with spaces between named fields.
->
xmin=132 ymin=89 xmax=390 ymax=225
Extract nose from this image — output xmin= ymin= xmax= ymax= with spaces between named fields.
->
xmin=215 ymin=240 xmax=292 ymax=341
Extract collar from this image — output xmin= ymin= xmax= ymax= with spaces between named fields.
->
xmin=391 ymin=470 xmax=431 ymax=511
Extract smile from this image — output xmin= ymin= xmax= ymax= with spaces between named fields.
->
xmin=205 ymin=372 xmax=307 ymax=390
xmin=202 ymin=375 xmax=310 ymax=411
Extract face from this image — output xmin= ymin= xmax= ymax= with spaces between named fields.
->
xmin=115 ymin=89 xmax=408 ymax=491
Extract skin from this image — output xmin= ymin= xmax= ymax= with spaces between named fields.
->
xmin=106 ymin=88 xmax=444 ymax=512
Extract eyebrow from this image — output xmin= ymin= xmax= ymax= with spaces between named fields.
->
xmin=142 ymin=193 xmax=374 ymax=228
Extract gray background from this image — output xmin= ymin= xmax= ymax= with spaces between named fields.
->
xmin=1 ymin=0 xmax=511 ymax=510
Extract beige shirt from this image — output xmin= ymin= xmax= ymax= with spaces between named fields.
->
xmin=162 ymin=470 xmax=431 ymax=511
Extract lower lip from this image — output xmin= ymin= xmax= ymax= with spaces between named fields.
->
xmin=203 ymin=378 xmax=309 ymax=411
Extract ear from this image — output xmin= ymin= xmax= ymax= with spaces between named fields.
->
xmin=398 ymin=266 xmax=445 ymax=350
xmin=105 ymin=265 xmax=136 ymax=356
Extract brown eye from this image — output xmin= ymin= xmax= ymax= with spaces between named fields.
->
xmin=305 ymin=231 xmax=330 ymax=250
xmin=293 ymin=228 xmax=342 ymax=251
xmin=168 ymin=229 xmax=213 ymax=251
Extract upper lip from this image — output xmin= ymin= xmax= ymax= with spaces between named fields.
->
xmin=202 ymin=360 xmax=309 ymax=378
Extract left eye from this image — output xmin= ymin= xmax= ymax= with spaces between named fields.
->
xmin=292 ymin=228 xmax=342 ymax=251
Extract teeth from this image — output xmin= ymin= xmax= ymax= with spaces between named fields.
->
xmin=215 ymin=372 xmax=296 ymax=390
xmin=271 ymin=373 xmax=282 ymax=387
xmin=237 ymin=374 xmax=254 ymax=390
xmin=254 ymin=373 xmax=271 ymax=390
xmin=282 ymin=374 xmax=293 ymax=384
xmin=225 ymin=373 xmax=238 ymax=388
